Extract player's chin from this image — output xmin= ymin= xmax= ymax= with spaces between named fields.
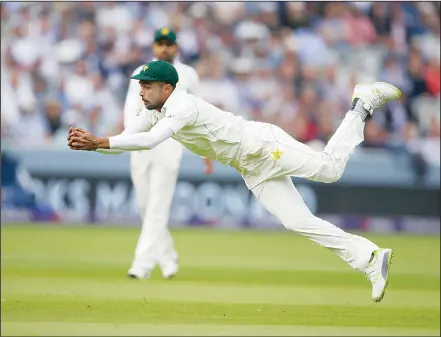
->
xmin=159 ymin=56 xmax=173 ymax=63
xmin=143 ymin=101 xmax=154 ymax=109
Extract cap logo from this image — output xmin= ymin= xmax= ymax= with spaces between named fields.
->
xmin=142 ymin=65 xmax=149 ymax=72
xmin=160 ymin=28 xmax=170 ymax=35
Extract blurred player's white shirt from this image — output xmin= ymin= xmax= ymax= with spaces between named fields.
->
xmin=124 ymin=59 xmax=199 ymax=128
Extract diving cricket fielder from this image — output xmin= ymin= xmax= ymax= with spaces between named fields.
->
xmin=123 ymin=28 xmax=202 ymax=279
xmin=69 ymin=61 xmax=400 ymax=302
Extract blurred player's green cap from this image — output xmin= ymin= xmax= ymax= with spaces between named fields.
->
xmin=131 ymin=60 xmax=179 ymax=87
xmin=154 ymin=27 xmax=177 ymax=44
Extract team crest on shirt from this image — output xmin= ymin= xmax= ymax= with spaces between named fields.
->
xmin=271 ymin=148 xmax=283 ymax=160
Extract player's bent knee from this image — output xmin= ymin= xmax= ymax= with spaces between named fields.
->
xmin=312 ymin=168 xmax=342 ymax=184
xmin=316 ymin=153 xmax=345 ymax=183
xmin=321 ymin=170 xmax=343 ymax=183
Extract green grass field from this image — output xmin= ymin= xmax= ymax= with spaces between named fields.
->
xmin=1 ymin=225 xmax=440 ymax=336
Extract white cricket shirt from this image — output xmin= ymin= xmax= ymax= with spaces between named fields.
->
xmin=109 ymin=89 xmax=278 ymax=189
xmin=113 ymin=88 xmax=258 ymax=164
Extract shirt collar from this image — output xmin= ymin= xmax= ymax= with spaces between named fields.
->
xmin=160 ymin=88 xmax=185 ymax=115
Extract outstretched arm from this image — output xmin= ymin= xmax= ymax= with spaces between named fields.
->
xmin=68 ymin=115 xmax=186 ymax=152
xmin=67 ymin=113 xmax=153 ymax=154
xmin=108 ymin=119 xmax=175 ymax=151
xmin=94 ymin=124 xmax=143 ymax=154
xmin=68 ymin=127 xmax=121 ymax=153
xmin=69 ymin=91 xmax=196 ymax=153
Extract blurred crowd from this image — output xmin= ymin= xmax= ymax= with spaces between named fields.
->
xmin=1 ymin=2 xmax=440 ymax=164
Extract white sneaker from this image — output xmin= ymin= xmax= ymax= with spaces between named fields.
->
xmin=161 ymin=262 xmax=178 ymax=279
xmin=352 ymin=82 xmax=402 ymax=115
xmin=128 ymin=266 xmax=152 ymax=280
xmin=365 ymin=248 xmax=394 ymax=302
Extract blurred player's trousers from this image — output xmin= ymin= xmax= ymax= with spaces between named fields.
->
xmin=129 ymin=138 xmax=183 ymax=272
xmin=247 ymin=111 xmax=379 ymax=272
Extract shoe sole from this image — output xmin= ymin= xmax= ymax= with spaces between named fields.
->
xmin=374 ymin=82 xmax=403 ymax=99
xmin=374 ymin=249 xmax=394 ymax=303
xmin=352 ymin=82 xmax=402 ymax=102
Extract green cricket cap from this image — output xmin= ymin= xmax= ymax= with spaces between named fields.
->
xmin=154 ymin=27 xmax=177 ymax=44
xmin=131 ymin=60 xmax=179 ymax=87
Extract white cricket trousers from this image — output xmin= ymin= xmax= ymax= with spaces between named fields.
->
xmin=248 ymin=112 xmax=379 ymax=272
xmin=130 ymin=138 xmax=183 ymax=271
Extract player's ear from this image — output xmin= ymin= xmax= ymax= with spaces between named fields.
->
xmin=164 ymin=83 xmax=174 ymax=93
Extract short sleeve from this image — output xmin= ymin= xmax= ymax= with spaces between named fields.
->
xmin=187 ymin=68 xmax=200 ymax=95
xmin=123 ymin=66 xmax=144 ymax=128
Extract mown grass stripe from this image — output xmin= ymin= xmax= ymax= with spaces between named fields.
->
xmin=2 ymin=322 xmax=440 ymax=336
xmin=2 ymin=298 xmax=439 ymax=329
xmin=2 ymin=277 xmax=440 ymax=309
xmin=2 ymin=263 xmax=439 ymax=291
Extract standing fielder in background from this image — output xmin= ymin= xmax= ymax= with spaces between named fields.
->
xmin=123 ymin=28 xmax=207 ymax=280
xmin=68 ymin=61 xmax=401 ymax=302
